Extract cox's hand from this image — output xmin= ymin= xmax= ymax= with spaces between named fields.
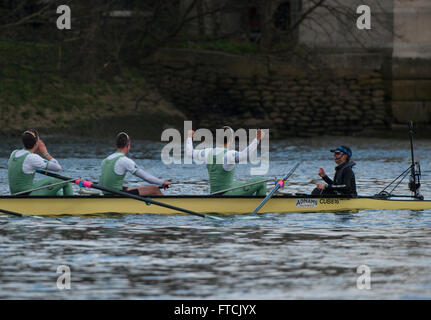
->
xmin=162 ymin=181 xmax=171 ymax=190
xmin=318 ymin=168 xmax=326 ymax=177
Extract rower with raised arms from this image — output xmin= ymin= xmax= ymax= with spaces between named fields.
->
xmin=8 ymin=130 xmax=73 ymax=196
xmin=100 ymin=132 xmax=171 ymax=196
xmin=312 ymin=145 xmax=357 ymax=196
xmin=186 ymin=127 xmax=267 ymax=196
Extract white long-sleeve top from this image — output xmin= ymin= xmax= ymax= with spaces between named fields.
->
xmin=185 ymin=138 xmax=260 ymax=172
xmin=12 ymin=149 xmax=62 ymax=174
xmin=105 ymin=152 xmax=164 ymax=186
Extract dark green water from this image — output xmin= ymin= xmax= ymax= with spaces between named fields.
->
xmin=0 ymin=136 xmax=431 ymax=299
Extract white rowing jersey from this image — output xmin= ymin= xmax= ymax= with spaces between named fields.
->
xmin=11 ymin=149 xmax=62 ymax=174
xmin=185 ymin=138 xmax=260 ymax=171
xmin=104 ymin=152 xmax=164 ymax=186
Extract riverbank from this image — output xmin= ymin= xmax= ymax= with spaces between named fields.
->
xmin=0 ymin=40 xmax=186 ymax=139
xmin=1 ymin=40 xmax=430 ymax=139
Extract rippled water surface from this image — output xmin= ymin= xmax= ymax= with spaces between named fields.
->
xmin=1 ymin=135 xmax=431 ymax=299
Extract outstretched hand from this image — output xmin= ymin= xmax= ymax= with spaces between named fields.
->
xmin=256 ymin=129 xmax=265 ymax=141
xmin=188 ymin=130 xmax=195 ymax=138
xmin=162 ymin=181 xmax=171 ymax=190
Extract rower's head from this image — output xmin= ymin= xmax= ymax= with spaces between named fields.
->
xmin=330 ymin=145 xmax=352 ymax=165
xmin=116 ymin=132 xmax=131 ymax=153
xmin=22 ymin=130 xmax=39 ymax=150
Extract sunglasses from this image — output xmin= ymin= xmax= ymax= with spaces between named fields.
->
xmin=334 ymin=151 xmax=344 ymax=155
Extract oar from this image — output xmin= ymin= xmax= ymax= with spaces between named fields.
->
xmin=11 ymin=179 xmax=75 ymax=196
xmin=36 ymin=170 xmax=224 ymax=221
xmin=0 ymin=208 xmax=24 ymax=217
xmin=210 ymin=178 xmax=277 ymax=196
xmin=251 ymin=163 xmax=300 ymax=215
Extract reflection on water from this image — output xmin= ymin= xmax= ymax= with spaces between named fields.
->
xmin=0 ymin=136 xmax=431 ymax=299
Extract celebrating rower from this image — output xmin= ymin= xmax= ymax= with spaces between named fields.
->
xmin=99 ymin=132 xmax=171 ymax=196
xmin=8 ymin=130 xmax=73 ymax=196
xmin=312 ymin=145 xmax=357 ymax=196
xmin=186 ymin=127 xmax=267 ymax=196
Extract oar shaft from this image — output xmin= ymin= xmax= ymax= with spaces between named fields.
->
xmin=95 ymin=184 xmax=205 ymax=217
xmin=0 ymin=208 xmax=23 ymax=217
xmin=11 ymin=179 xmax=75 ymax=196
xmin=251 ymin=162 xmax=300 ymax=215
xmin=251 ymin=184 xmax=281 ymax=215
xmin=36 ymin=170 xmax=222 ymax=220
xmin=210 ymin=178 xmax=276 ymax=196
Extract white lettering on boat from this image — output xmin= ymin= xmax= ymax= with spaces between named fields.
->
xmin=295 ymin=199 xmax=318 ymax=207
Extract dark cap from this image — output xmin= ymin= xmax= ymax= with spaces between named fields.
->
xmin=330 ymin=145 xmax=352 ymax=158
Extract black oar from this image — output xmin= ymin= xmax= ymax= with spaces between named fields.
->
xmin=0 ymin=208 xmax=24 ymax=217
xmin=251 ymin=163 xmax=300 ymax=215
xmin=11 ymin=179 xmax=75 ymax=196
xmin=36 ymin=170 xmax=224 ymax=221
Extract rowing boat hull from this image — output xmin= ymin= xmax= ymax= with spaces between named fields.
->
xmin=1 ymin=195 xmax=431 ymax=216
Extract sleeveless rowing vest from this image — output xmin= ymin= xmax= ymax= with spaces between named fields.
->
xmin=8 ymin=150 xmax=35 ymax=194
xmin=206 ymin=148 xmax=235 ymax=193
xmin=100 ymin=153 xmax=126 ymax=191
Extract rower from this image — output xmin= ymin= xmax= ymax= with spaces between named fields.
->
xmin=312 ymin=145 xmax=357 ymax=196
xmin=99 ymin=132 xmax=171 ymax=196
xmin=8 ymin=130 xmax=73 ymax=196
xmin=186 ymin=127 xmax=267 ymax=196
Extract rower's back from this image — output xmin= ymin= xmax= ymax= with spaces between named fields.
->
xmin=8 ymin=150 xmax=34 ymax=194
xmin=206 ymin=148 xmax=234 ymax=194
xmin=100 ymin=152 xmax=127 ymax=192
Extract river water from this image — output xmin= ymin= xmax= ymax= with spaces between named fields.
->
xmin=0 ymin=135 xmax=431 ymax=299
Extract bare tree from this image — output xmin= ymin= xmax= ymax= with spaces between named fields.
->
xmin=0 ymin=0 xmax=394 ymax=80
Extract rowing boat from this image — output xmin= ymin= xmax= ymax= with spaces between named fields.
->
xmin=1 ymin=194 xmax=431 ymax=216
xmin=1 ymin=121 xmax=428 ymax=218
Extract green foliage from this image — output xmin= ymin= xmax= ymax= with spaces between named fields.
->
xmin=0 ymin=39 xmax=153 ymax=133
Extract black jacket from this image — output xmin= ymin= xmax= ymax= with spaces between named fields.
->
xmin=322 ymin=161 xmax=357 ymax=196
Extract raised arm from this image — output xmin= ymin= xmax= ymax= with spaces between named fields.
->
xmin=25 ymin=153 xmax=62 ymax=173
xmin=186 ymin=130 xmax=211 ymax=163
xmin=225 ymin=129 xmax=263 ymax=165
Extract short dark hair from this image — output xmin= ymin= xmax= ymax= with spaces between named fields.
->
xmin=22 ymin=130 xmax=39 ymax=149
xmin=116 ymin=132 xmax=130 ymax=148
